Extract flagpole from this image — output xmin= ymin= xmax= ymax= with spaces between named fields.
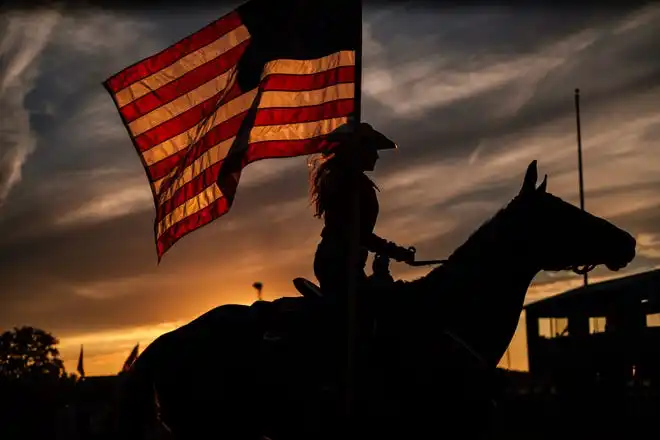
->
xmin=344 ymin=0 xmax=363 ymax=429
xmin=575 ymin=88 xmax=588 ymax=286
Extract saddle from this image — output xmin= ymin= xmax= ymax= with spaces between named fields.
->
xmin=252 ymin=277 xmax=380 ymax=348
xmin=292 ymin=253 xmax=394 ymax=299
xmin=250 ymin=294 xmax=326 ymax=346
xmin=293 ymin=277 xmax=323 ymax=298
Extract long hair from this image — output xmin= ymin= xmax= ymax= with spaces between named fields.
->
xmin=308 ymin=148 xmax=378 ymax=219
xmin=308 ymin=153 xmax=336 ymax=219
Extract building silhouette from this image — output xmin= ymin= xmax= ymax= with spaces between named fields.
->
xmin=524 ymin=269 xmax=660 ymax=389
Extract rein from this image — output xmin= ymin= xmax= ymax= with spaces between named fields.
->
xmin=406 ymin=243 xmax=599 ymax=276
xmin=408 ymin=259 xmax=448 ymax=267
xmin=406 ymin=246 xmax=448 ymax=267
xmin=407 ymin=258 xmax=597 ymax=275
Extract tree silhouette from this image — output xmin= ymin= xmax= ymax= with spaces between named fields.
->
xmin=0 ymin=326 xmax=66 ymax=380
xmin=0 ymin=327 xmax=72 ymax=438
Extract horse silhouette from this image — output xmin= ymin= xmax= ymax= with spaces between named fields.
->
xmin=112 ymin=160 xmax=636 ymax=440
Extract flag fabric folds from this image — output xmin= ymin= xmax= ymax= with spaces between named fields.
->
xmin=121 ymin=343 xmax=139 ymax=372
xmin=104 ymin=0 xmax=361 ymax=259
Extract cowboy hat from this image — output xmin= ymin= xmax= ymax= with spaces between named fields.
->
xmin=323 ymin=122 xmax=397 ymax=155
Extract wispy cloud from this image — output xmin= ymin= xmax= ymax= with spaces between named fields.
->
xmin=636 ymin=233 xmax=660 ymax=260
xmin=375 ymin=83 xmax=660 ymax=248
xmin=526 ymin=265 xmax=657 ymax=303
xmin=612 ymin=3 xmax=660 ymax=34
xmin=55 ymin=173 xmax=152 ymax=226
xmin=58 ymin=320 xmax=184 ymax=375
xmin=59 ymin=321 xmax=183 ymax=349
xmin=0 ymin=9 xmax=61 ymax=208
xmin=363 ymin=24 xmax=599 ymax=118
xmin=70 ymin=274 xmax=159 ymax=300
xmin=239 ymin=157 xmax=307 ymax=189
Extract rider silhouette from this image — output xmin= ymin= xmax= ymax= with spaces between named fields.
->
xmin=308 ymin=122 xmax=414 ymax=299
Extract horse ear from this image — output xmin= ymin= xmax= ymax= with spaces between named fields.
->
xmin=537 ymin=174 xmax=547 ymax=193
xmin=520 ymin=160 xmax=538 ymax=195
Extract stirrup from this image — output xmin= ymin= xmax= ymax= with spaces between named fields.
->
xmin=293 ymin=277 xmax=323 ymax=298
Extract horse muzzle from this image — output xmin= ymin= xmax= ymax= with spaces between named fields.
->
xmin=605 ymin=232 xmax=636 ymax=271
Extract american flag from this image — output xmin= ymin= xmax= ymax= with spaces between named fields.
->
xmin=104 ymin=0 xmax=361 ymax=259
xmin=77 ymin=345 xmax=85 ymax=378
xmin=121 ymin=343 xmax=139 ymax=372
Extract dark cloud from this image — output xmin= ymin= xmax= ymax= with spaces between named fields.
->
xmin=368 ymin=6 xmax=616 ymax=60
xmin=359 ymin=4 xmax=660 ymax=171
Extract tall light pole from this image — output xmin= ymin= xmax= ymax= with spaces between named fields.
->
xmin=575 ymin=88 xmax=588 ymax=286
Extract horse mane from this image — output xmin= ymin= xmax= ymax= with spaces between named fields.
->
xmin=403 ymin=194 xmax=523 ymax=289
xmin=447 ymin=197 xmax=521 ymax=262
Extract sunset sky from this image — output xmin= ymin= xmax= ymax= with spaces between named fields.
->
xmin=2 ymin=1 xmax=660 ymax=376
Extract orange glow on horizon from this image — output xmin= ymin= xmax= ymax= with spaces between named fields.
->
xmin=57 ymin=264 xmax=655 ymax=376
xmin=58 ymin=278 xmax=303 ymax=376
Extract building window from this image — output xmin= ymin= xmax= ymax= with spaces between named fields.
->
xmin=539 ymin=318 xmax=569 ymax=338
xmin=589 ymin=317 xmax=606 ymax=333
xmin=554 ymin=318 xmax=568 ymax=336
xmin=646 ymin=313 xmax=660 ymax=327
xmin=539 ymin=318 xmax=552 ymax=338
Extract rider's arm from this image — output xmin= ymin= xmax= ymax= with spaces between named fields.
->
xmin=365 ymin=233 xmax=392 ymax=253
xmin=358 ymin=175 xmax=413 ymax=262
xmin=365 ymin=233 xmax=413 ymax=262
xmin=324 ymin=173 xmax=412 ymax=262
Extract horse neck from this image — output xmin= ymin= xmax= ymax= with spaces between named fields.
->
xmin=418 ymin=226 xmax=541 ymax=366
xmin=439 ymin=238 xmax=538 ymax=314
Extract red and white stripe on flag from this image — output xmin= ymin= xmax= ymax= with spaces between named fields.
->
xmin=104 ymin=1 xmax=358 ymax=259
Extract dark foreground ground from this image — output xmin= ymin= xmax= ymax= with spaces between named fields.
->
xmin=2 ymin=370 xmax=658 ymax=439
xmin=490 ymin=370 xmax=659 ymax=440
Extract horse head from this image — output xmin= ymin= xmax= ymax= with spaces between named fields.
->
xmin=406 ymin=160 xmax=636 ymax=372
xmin=512 ymin=159 xmax=636 ymax=274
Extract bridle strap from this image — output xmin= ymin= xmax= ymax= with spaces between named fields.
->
xmin=570 ymin=264 xmax=597 ymax=275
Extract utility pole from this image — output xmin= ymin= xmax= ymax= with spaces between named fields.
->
xmin=575 ymin=88 xmax=588 ymax=286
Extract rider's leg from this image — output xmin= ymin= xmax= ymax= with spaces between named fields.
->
xmin=314 ymin=240 xmax=348 ymax=299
